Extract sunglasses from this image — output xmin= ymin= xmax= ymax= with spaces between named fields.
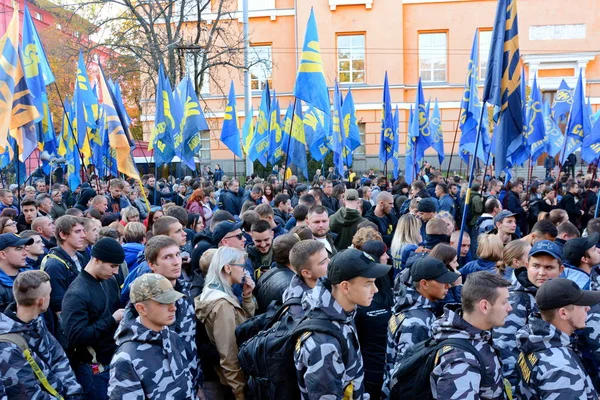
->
xmin=224 ymin=232 xmax=244 ymax=240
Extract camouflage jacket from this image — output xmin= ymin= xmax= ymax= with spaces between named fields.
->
xmin=382 ymin=285 xmax=437 ymax=399
xmin=281 ymin=274 xmax=312 ymax=318
xmin=0 ymin=304 xmax=83 ymax=399
xmin=294 ymin=277 xmax=369 ymax=400
xmin=516 ymin=314 xmax=598 ymax=399
xmin=430 ymin=305 xmax=506 ymax=400
xmin=122 ymin=278 xmax=201 ymax=390
xmin=492 ymin=268 xmax=538 ymax=391
xmin=108 ymin=317 xmax=197 ymax=399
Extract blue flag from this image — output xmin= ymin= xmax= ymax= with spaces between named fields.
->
xmin=412 ymin=78 xmax=431 ymax=162
xmin=268 ymin=92 xmax=283 ymax=164
xmin=561 ymin=69 xmax=590 ymax=165
xmin=331 ymin=80 xmax=345 ymax=177
xmin=220 ymin=81 xmax=243 ymax=159
xmin=430 ymin=99 xmax=445 ymax=164
xmin=294 ymin=8 xmax=329 ymax=114
xmin=379 ymin=72 xmax=395 ymax=163
xmin=73 ymin=51 xmax=98 ymax=160
xmin=543 ymin=101 xmax=564 ymax=158
xmin=392 ymin=105 xmax=400 ymax=179
xmin=151 ymin=65 xmax=177 ymax=167
xmin=288 ymin=101 xmax=308 ymax=179
xmin=249 ymin=83 xmax=270 ymax=166
xmin=551 ymin=79 xmax=573 ymax=122
xmin=342 ymin=88 xmax=360 ymax=166
xmin=171 ymin=85 xmax=184 ymax=159
xmin=241 ymin=107 xmax=254 ymax=156
xmin=178 ymin=76 xmax=209 ymax=170
xmin=459 ymin=29 xmax=489 ymax=165
xmin=305 ymin=105 xmax=330 ymax=161
xmin=405 ymin=105 xmax=417 ymax=184
xmin=483 ymin=0 xmax=523 ymax=176
xmin=525 ymin=75 xmax=546 ymax=162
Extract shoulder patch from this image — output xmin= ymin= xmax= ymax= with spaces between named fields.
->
xmin=517 ymin=352 xmax=539 ymax=384
xmin=295 ymin=331 xmax=312 ymax=354
xmin=388 ymin=312 xmax=405 ymax=335
xmin=434 ymin=345 xmax=456 ymax=365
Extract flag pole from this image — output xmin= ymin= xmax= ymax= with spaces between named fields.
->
xmin=154 ymin=163 xmax=159 ymax=205
xmin=233 ymin=155 xmax=237 ymax=179
xmin=52 ymin=82 xmax=90 ymax=182
xmin=15 ymin=142 xmax=21 ymax=211
xmin=282 ymin=98 xmax=298 ymax=191
xmin=456 ymin=106 xmax=486 ymax=256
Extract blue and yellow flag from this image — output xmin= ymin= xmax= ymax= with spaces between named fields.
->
xmin=288 ymin=101 xmax=308 ymax=178
xmin=220 ymin=80 xmax=243 ymax=159
xmin=0 ymin=5 xmax=40 ymax=154
xmin=379 ymin=72 xmax=395 ymax=163
xmin=178 ymin=75 xmax=209 ymax=170
xmin=411 ymin=78 xmax=431 ymax=162
xmin=430 ymin=99 xmax=445 ymax=165
xmin=151 ymin=65 xmax=177 ymax=167
xmin=305 ymin=105 xmax=330 ymax=161
xmin=543 ymin=101 xmax=564 ymax=158
xmin=392 ymin=105 xmax=400 ymax=179
xmin=73 ymin=51 xmax=98 ymax=160
xmin=405 ymin=105 xmax=417 ymax=184
xmin=560 ymin=69 xmax=590 ymax=165
xmin=268 ymin=91 xmax=283 ymax=164
xmin=482 ymin=0 xmax=523 ymax=175
xmin=171 ymin=84 xmax=184 ymax=159
xmin=582 ymin=106 xmax=600 ymax=163
xmin=342 ymin=88 xmax=360 ymax=166
xmin=241 ymin=106 xmax=254 ymax=156
xmin=98 ymin=63 xmax=140 ymax=179
xmin=249 ymin=83 xmax=270 ymax=166
xmin=63 ymin=99 xmax=81 ymax=190
xmin=526 ymin=75 xmax=546 ymax=163
xmin=331 ymin=80 xmax=345 ymax=176
xmin=459 ymin=30 xmax=489 ymax=165
xmin=294 ymin=7 xmax=329 ymax=114
xmin=551 ymin=79 xmax=572 ymax=123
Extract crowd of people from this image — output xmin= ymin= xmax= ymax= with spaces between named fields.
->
xmin=1 ymin=163 xmax=600 ymax=399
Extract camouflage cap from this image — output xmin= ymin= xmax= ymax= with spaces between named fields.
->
xmin=130 ymin=273 xmax=185 ymax=304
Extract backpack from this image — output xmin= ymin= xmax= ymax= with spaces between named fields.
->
xmin=460 ymin=192 xmax=483 ymax=227
xmin=389 ymin=337 xmax=492 ymax=399
xmin=235 ymin=297 xmax=302 ymax=347
xmin=238 ymin=314 xmax=349 ymax=400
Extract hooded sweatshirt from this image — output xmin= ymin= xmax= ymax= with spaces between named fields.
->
xmin=0 ymin=267 xmax=21 ymax=312
xmin=516 ymin=315 xmax=598 ymax=399
xmin=430 ymin=305 xmax=505 ymax=400
xmin=195 ymin=283 xmax=256 ymax=399
xmin=0 ymin=304 xmax=82 ymax=399
xmin=294 ymin=277 xmax=367 ymax=400
xmin=108 ymin=317 xmax=196 ymax=399
xmin=330 ymin=207 xmax=367 ymax=251
xmin=382 ymin=285 xmax=438 ymax=399
xmin=492 ymin=267 xmax=538 ymax=391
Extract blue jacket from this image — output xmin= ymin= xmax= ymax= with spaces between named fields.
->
xmin=561 ymin=264 xmax=591 ymax=290
xmin=460 ymin=259 xmax=497 ymax=280
xmin=123 ymin=243 xmax=145 ymax=272
xmin=438 ymin=194 xmax=456 ymax=218
xmin=218 ymin=188 xmax=245 ymax=216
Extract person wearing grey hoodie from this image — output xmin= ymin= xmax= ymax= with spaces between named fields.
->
xmin=329 ymin=189 xmax=367 ymax=251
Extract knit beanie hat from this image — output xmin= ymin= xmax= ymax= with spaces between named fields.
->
xmin=92 ymin=237 xmax=125 ymax=265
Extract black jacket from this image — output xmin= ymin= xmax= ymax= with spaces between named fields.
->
xmin=558 ymin=192 xmax=580 ymax=226
xmin=218 ymin=189 xmax=244 ymax=216
xmin=254 ymin=263 xmax=295 ymax=313
xmin=273 ymin=208 xmax=289 ymax=228
xmin=41 ymin=246 xmax=83 ymax=314
xmin=61 ymin=270 xmax=121 ymax=366
xmin=145 ymin=186 xmax=173 ymax=206
xmin=365 ymin=208 xmax=398 ymax=247
xmin=505 ymin=189 xmax=527 ymax=233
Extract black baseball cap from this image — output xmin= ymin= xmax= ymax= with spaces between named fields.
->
xmin=536 ymin=278 xmax=600 ymax=310
xmin=562 ymin=233 xmax=599 ymax=266
xmin=327 ymin=249 xmax=391 ymax=284
xmin=411 ymin=257 xmax=460 ymax=284
xmin=212 ymin=220 xmax=244 ymax=244
xmin=0 ymin=233 xmax=33 ymax=251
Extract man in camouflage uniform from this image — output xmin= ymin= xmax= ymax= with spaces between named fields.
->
xmin=0 ymin=270 xmax=82 ymax=399
xmin=516 ymin=278 xmax=600 ymax=399
xmin=294 ymin=249 xmax=390 ymax=400
xmin=108 ymin=273 xmax=197 ymax=399
xmin=382 ymin=257 xmax=459 ymax=398
xmin=430 ymin=272 xmax=511 ymax=399
xmin=120 ymin=235 xmax=201 ymax=391
xmin=492 ymin=240 xmax=564 ymax=392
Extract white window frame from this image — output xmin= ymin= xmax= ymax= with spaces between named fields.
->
xmin=419 ymin=32 xmax=447 ymax=83
xmin=337 ymin=34 xmax=366 ymax=84
xmin=479 ymin=30 xmax=492 ymax=81
xmin=249 ymin=45 xmax=272 ymax=91
xmin=198 ymin=130 xmax=211 ymax=161
xmin=354 ymin=122 xmax=366 ymax=156
xmin=34 ymin=11 xmax=43 ymax=21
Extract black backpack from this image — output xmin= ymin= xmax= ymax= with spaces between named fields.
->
xmin=238 ymin=314 xmax=349 ymax=400
xmin=235 ymin=297 xmax=302 ymax=347
xmin=389 ymin=337 xmax=491 ymax=399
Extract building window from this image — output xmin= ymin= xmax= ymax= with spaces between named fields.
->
xmin=419 ymin=32 xmax=447 ymax=83
xmin=199 ymin=131 xmax=211 ymax=161
xmin=337 ymin=34 xmax=365 ymax=84
xmin=74 ymin=31 xmax=80 ymax=38
xmin=354 ymin=122 xmax=366 ymax=156
xmin=249 ymin=45 xmax=272 ymax=90
xmin=56 ymin=23 xmax=62 ymax=30
xmin=184 ymin=52 xmax=210 ymax=95
xmin=34 ymin=11 xmax=43 ymax=21
xmin=479 ymin=30 xmax=492 ymax=80
xmin=238 ymin=0 xmax=275 ymax=11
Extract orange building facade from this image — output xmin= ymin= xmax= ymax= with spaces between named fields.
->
xmin=142 ymin=0 xmax=600 ymax=175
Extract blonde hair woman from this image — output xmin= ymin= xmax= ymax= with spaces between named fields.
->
xmin=496 ymin=239 xmax=530 ymax=280
xmin=195 ymin=247 xmax=256 ymax=400
xmin=390 ymin=214 xmax=422 ymax=270
xmin=459 ymin=234 xmax=504 ymax=280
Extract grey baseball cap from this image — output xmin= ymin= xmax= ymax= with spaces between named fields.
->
xmin=130 ymin=273 xmax=184 ymax=304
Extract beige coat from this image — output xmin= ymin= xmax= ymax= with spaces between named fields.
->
xmin=195 ymin=286 xmax=256 ymax=400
